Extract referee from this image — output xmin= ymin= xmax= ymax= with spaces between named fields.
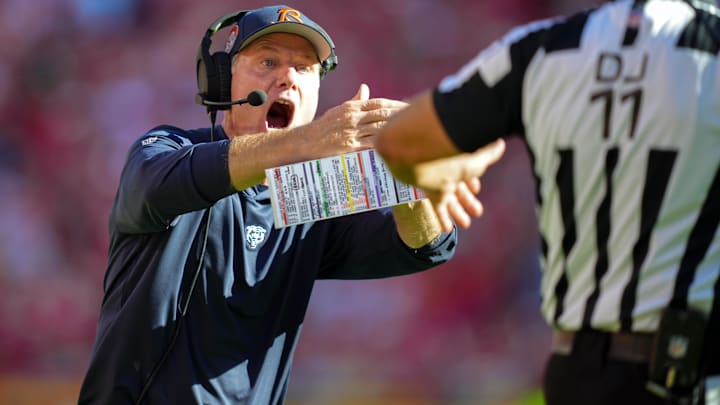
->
xmin=376 ymin=0 xmax=720 ymax=404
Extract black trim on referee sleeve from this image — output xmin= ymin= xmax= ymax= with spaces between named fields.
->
xmin=432 ymin=26 xmax=547 ymax=152
xmin=433 ymin=8 xmax=591 ymax=153
xmin=670 ymin=161 xmax=720 ymax=310
xmin=677 ymin=6 xmax=720 ymax=55
xmin=545 ymin=9 xmax=592 ymax=54
xmin=431 ymin=70 xmax=519 ymax=153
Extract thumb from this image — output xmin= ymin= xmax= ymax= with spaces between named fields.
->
xmin=465 ymin=139 xmax=507 ymax=178
xmin=480 ymin=139 xmax=506 ymax=168
xmin=352 ymin=83 xmax=370 ymax=101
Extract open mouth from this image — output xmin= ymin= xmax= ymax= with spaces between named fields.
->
xmin=267 ymin=100 xmax=294 ymax=129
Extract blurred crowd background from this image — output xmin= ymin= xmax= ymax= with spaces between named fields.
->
xmin=0 ymin=0 xmax=599 ymax=404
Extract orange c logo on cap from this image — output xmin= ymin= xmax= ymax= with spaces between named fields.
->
xmin=278 ymin=8 xmax=303 ymax=23
xmin=224 ymin=25 xmax=239 ymax=53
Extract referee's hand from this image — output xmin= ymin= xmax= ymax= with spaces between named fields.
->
xmin=417 ymin=139 xmax=506 ymax=232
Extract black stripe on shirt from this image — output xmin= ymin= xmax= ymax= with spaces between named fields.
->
xmin=583 ymin=148 xmax=619 ymax=328
xmin=619 ymin=150 xmax=677 ymax=332
xmin=707 ymin=277 xmax=720 ymax=374
xmin=621 ymin=1 xmax=647 ymax=46
xmin=553 ymin=149 xmax=576 ymax=323
xmin=670 ymin=161 xmax=720 ymax=309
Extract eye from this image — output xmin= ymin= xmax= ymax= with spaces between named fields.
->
xmin=297 ymin=63 xmax=321 ymax=75
xmin=261 ymin=59 xmax=276 ymax=68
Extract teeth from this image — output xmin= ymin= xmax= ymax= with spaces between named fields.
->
xmin=276 ymin=100 xmax=291 ymax=106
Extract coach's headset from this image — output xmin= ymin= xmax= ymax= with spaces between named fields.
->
xmin=195 ymin=9 xmax=338 ymax=111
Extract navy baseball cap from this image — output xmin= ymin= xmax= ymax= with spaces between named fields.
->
xmin=224 ymin=5 xmax=336 ymax=66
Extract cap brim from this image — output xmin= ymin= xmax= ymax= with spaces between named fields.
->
xmin=237 ymin=22 xmax=333 ymax=62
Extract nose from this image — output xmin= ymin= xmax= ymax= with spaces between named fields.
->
xmin=275 ymin=65 xmax=299 ymax=90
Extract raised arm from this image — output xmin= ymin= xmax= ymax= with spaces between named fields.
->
xmin=376 ymin=91 xmax=506 ymax=232
xmin=226 ymin=84 xmax=407 ymax=190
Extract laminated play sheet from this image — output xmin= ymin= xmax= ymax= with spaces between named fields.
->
xmin=265 ymin=149 xmax=425 ymax=228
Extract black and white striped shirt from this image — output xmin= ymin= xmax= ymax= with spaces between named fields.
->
xmin=433 ymin=0 xmax=720 ymax=333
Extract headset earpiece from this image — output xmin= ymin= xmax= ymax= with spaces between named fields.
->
xmin=195 ymin=35 xmax=214 ymax=105
xmin=320 ymin=51 xmax=338 ymax=79
xmin=195 ymin=10 xmax=248 ymax=111
xmin=213 ymin=52 xmax=232 ymax=104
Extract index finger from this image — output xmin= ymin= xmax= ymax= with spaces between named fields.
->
xmin=359 ymin=98 xmax=408 ymax=111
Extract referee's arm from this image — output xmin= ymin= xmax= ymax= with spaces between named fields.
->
xmin=376 ymin=92 xmax=459 ymax=185
xmin=377 ymin=92 xmax=505 ymax=231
